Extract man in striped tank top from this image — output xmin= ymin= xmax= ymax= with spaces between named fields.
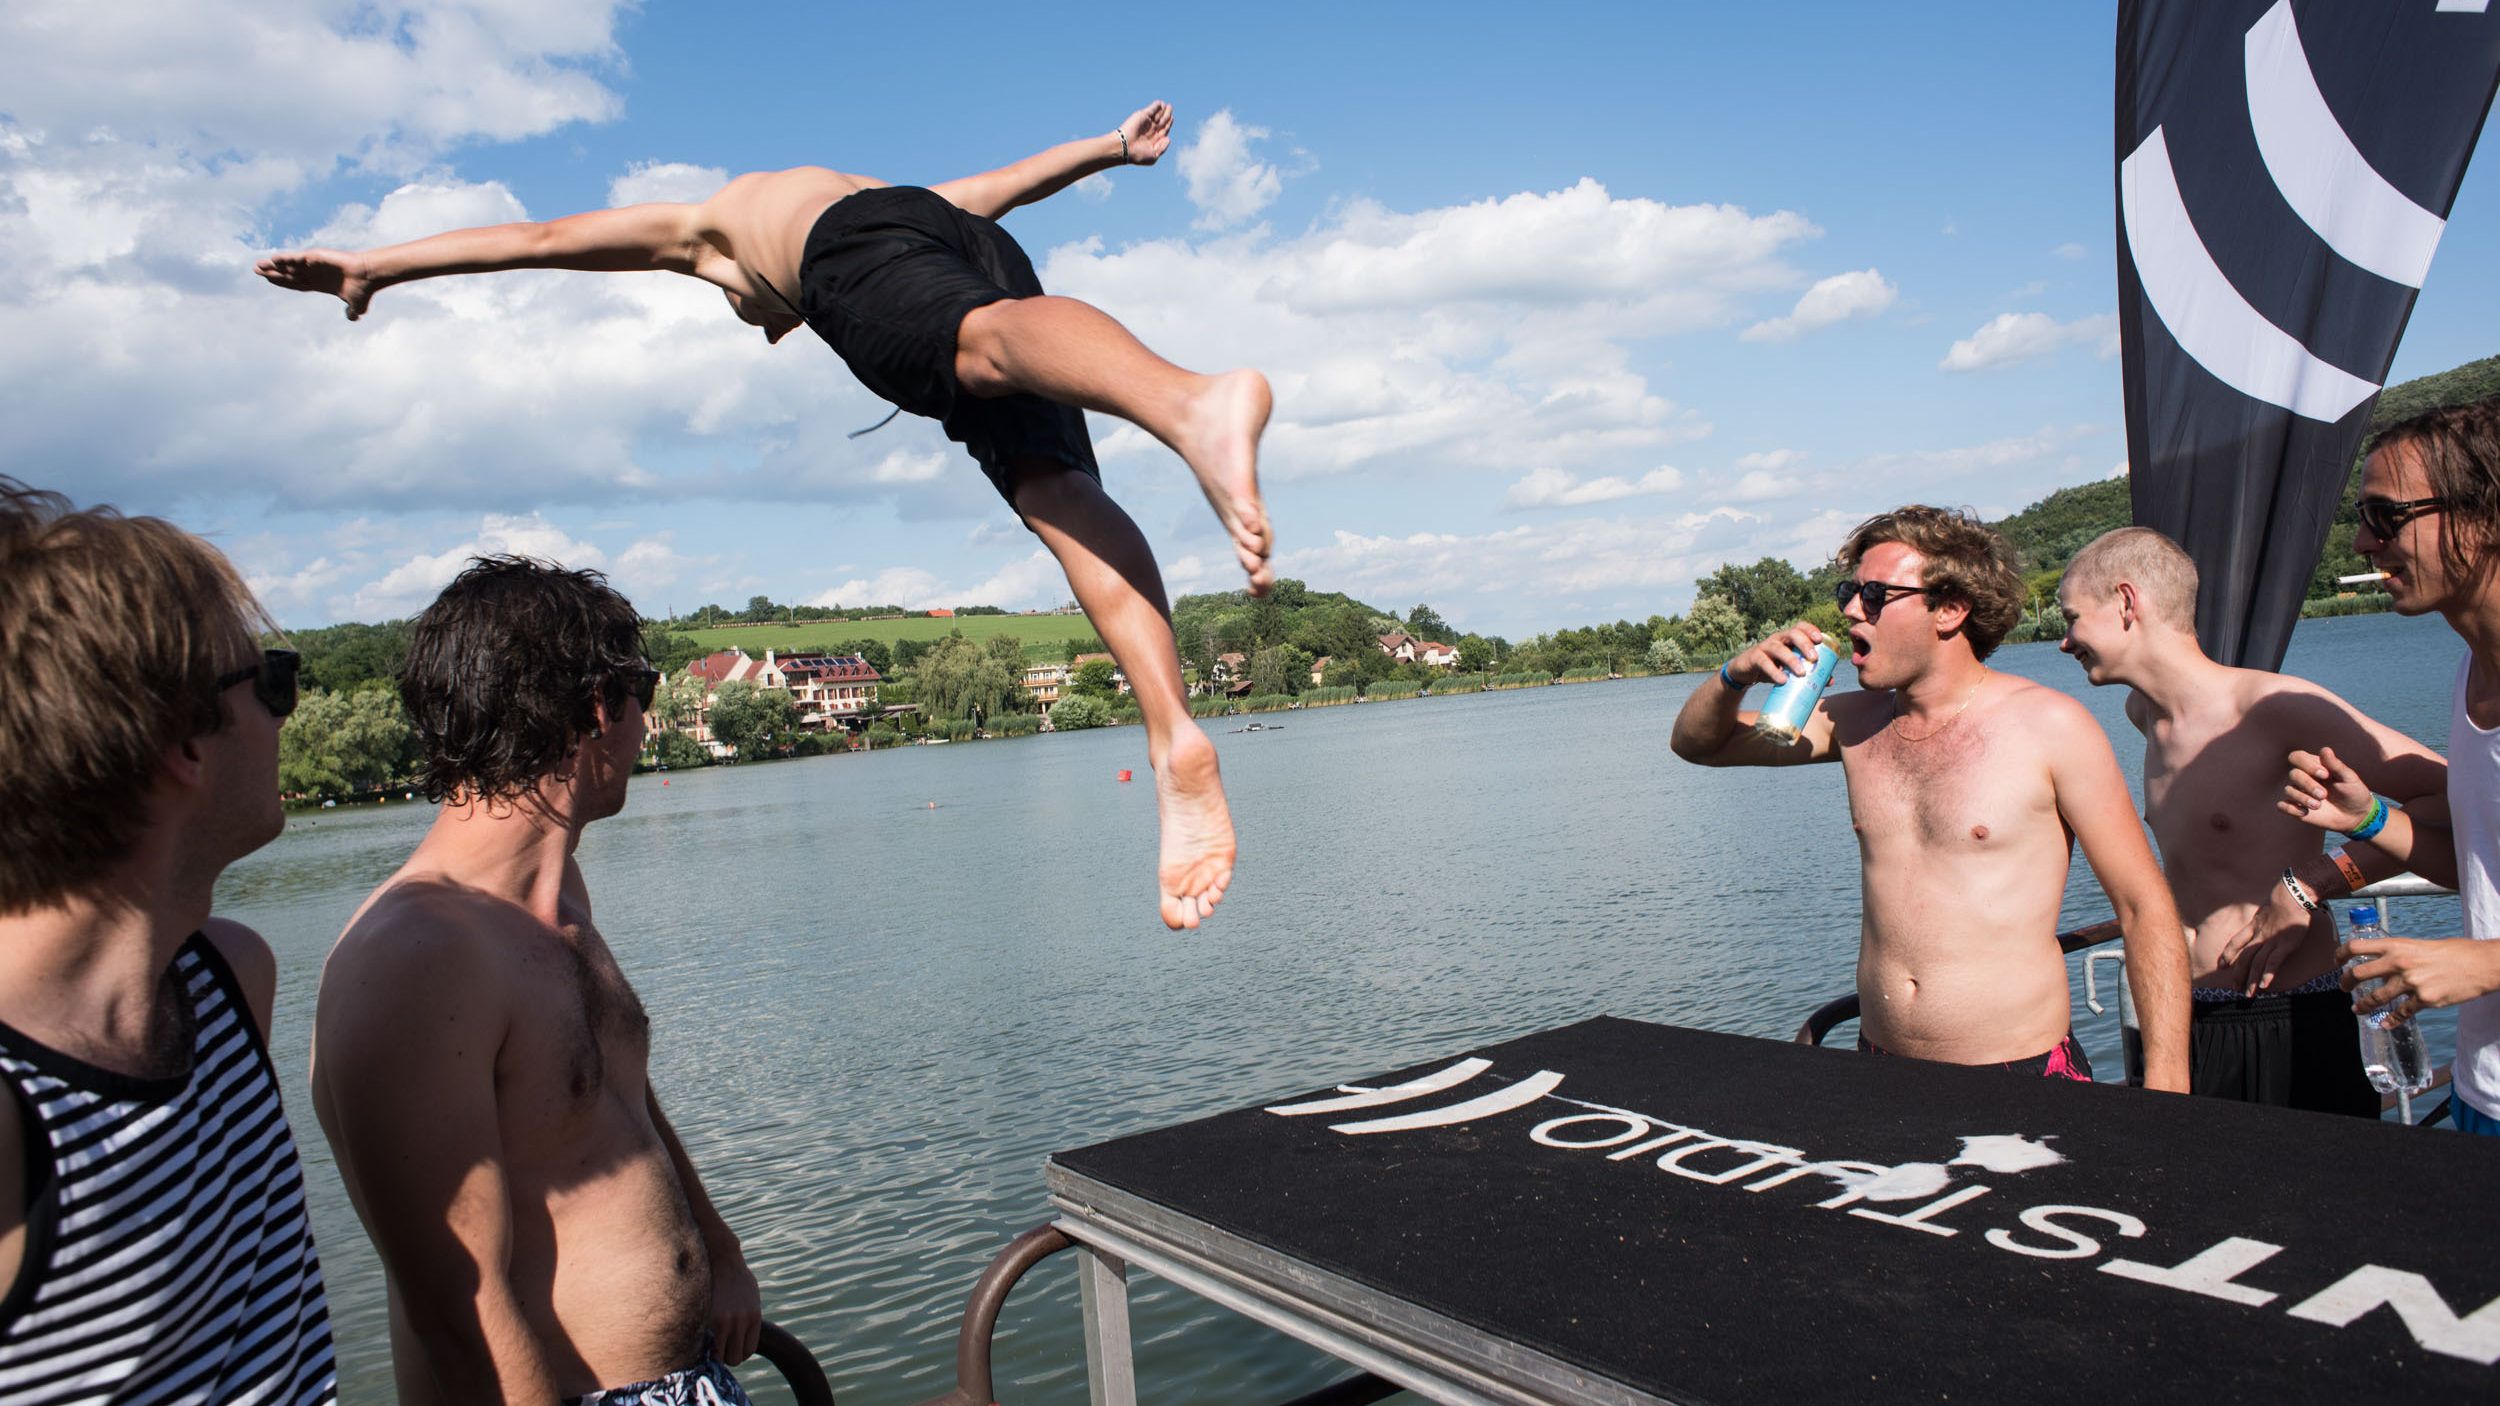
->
xmin=315 ymin=557 xmax=762 ymax=1404
xmin=0 ymin=480 xmax=338 ymax=1404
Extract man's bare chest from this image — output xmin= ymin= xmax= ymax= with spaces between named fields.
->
xmin=1844 ymin=725 xmax=2053 ymax=850
xmin=501 ymin=925 xmax=653 ymax=1114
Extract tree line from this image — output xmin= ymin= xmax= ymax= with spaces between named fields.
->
xmin=261 ymin=352 xmax=2497 ymax=795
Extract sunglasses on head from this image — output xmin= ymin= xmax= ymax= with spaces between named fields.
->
xmin=1832 ymin=578 xmax=1936 ymax=618
xmin=2355 ymin=494 xmax=2447 ymax=540
xmin=216 ymin=649 xmax=300 ymax=719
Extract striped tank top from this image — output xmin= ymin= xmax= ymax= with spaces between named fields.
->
xmin=0 ymin=935 xmax=337 ymax=1405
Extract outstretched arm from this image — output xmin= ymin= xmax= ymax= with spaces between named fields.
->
xmin=257 ymin=203 xmax=708 ymax=319
xmin=929 ymin=102 xmax=1174 ymax=221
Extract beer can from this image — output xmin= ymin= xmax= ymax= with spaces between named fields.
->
xmin=1753 ymin=641 xmax=1838 ymax=742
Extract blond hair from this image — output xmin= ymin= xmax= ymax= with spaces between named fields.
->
xmin=2062 ymin=526 xmax=2199 ymax=630
xmin=1837 ymin=505 xmax=2025 ymax=660
xmin=0 ymin=480 xmax=271 ymax=912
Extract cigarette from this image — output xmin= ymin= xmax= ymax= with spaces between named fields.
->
xmin=2338 ymin=571 xmax=2388 ymax=585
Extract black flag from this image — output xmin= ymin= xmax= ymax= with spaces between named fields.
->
xmin=2117 ymin=0 xmax=2500 ymax=669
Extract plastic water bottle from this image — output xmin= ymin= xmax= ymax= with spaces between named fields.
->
xmin=2344 ymin=905 xmax=2432 ymax=1096
xmin=1753 ymin=642 xmax=1839 ymax=743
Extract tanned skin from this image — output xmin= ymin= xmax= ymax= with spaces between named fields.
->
xmin=259 ymin=103 xmax=1254 ymax=930
xmin=2055 ymin=554 xmax=2447 ymax=998
xmin=2280 ymin=440 xmax=2500 ymax=1022
xmin=1672 ymin=540 xmax=2190 ymax=1089
xmin=313 ymin=691 xmax=761 ymax=1403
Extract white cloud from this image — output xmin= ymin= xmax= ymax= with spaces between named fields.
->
xmin=1177 ymin=110 xmax=1285 ymax=230
xmin=1938 ymin=311 xmax=2119 ymax=372
xmin=2052 ymin=241 xmax=2088 ymax=261
xmin=1740 ymin=268 xmax=1897 ymax=343
xmin=1504 ymin=465 xmax=1684 ymax=509
xmin=1719 ymin=470 xmax=1803 ymax=502
xmin=870 ymin=449 xmax=949 ymax=484
xmin=0 ymin=1 xmax=625 ymax=179
xmin=1041 ymin=179 xmax=1814 ymax=483
xmin=346 ymin=512 xmax=606 ymax=618
xmin=803 ymin=549 xmax=1068 ymax=613
xmin=1734 ymin=449 xmax=1805 ymax=474
xmin=808 ymin=567 xmax=949 ymax=611
xmin=609 ymin=162 xmax=728 ymax=207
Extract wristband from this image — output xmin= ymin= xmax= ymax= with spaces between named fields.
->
xmin=1115 ymin=129 xmax=1130 ymax=163
xmin=2279 ymin=867 xmax=2319 ymax=914
xmin=1720 ymin=662 xmax=1742 ymax=690
xmin=2347 ymin=794 xmax=2392 ymax=842
xmin=2325 ymin=845 xmax=2368 ymax=895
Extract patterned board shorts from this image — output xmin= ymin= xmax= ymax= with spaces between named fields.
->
xmin=567 ymin=1352 xmax=750 ymax=1406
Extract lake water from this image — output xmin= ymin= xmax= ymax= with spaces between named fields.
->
xmin=216 ymin=610 xmax=2473 ymax=1404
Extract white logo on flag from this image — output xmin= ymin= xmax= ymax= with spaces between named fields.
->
xmin=2121 ymin=0 xmax=2460 ymax=421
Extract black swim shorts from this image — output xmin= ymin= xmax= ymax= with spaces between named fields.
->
xmin=795 ymin=186 xmax=1100 ymax=507
xmin=2188 ymin=984 xmax=2380 ymax=1118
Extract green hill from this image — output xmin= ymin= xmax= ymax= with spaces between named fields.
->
xmin=1993 ymin=351 xmax=2500 ymax=590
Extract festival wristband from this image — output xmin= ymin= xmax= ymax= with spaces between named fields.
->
xmin=2347 ymin=794 xmax=2392 ymax=842
xmin=2326 ymin=846 xmax=2368 ymax=895
xmin=2279 ymin=868 xmax=2319 ymax=914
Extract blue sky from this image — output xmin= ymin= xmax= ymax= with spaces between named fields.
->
xmin=3 ymin=1 xmax=2492 ymax=638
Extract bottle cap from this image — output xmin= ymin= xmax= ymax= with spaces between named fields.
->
xmin=2350 ymin=904 xmax=2379 ymax=927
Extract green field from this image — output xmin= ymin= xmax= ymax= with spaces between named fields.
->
xmin=675 ymin=614 xmax=1099 ymax=660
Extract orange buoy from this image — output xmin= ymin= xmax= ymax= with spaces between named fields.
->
xmin=662 ymin=779 xmax=670 ymax=786
xmin=1117 ymin=769 xmax=1133 ymax=782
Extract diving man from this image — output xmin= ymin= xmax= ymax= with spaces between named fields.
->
xmin=259 ymin=102 xmax=1257 ymax=930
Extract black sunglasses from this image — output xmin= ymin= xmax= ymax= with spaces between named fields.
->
xmin=620 ymin=665 xmax=660 ymax=712
xmin=2355 ymin=494 xmax=2447 ymax=540
xmin=216 ymin=649 xmax=300 ymax=719
xmin=1833 ymin=578 xmax=1936 ymax=618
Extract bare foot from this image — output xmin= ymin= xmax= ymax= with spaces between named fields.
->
xmin=255 ymin=250 xmax=377 ymax=320
xmin=1174 ymin=369 xmax=1275 ymax=597
xmin=1154 ymin=724 xmax=1235 ymax=931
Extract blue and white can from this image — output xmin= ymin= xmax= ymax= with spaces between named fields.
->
xmin=1754 ymin=641 xmax=1838 ymax=742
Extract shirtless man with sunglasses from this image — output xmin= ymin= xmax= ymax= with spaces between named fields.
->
xmin=1672 ymin=505 xmax=2189 ymax=1089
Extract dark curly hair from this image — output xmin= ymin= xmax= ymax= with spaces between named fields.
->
xmin=400 ymin=555 xmax=646 ymax=803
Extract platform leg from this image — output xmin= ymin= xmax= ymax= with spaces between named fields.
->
xmin=1078 ymin=1244 xmax=1136 ymax=1406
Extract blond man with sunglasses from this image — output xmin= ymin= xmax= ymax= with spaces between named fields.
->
xmin=1672 ymin=505 xmax=2190 ymax=1091
xmin=0 ymin=480 xmax=336 ymax=1403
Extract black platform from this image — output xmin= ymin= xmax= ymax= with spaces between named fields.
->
xmin=1048 ymin=1016 xmax=2499 ymax=1404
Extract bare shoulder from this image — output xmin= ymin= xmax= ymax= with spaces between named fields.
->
xmin=1996 ymin=674 xmax=2112 ymax=748
xmin=200 ymin=917 xmax=278 ymax=1041
xmin=321 ymin=880 xmax=524 ymax=1026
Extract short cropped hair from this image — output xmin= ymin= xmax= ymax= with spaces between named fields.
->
xmin=400 ymin=556 xmax=646 ymax=804
xmin=2062 ymin=526 xmax=2199 ymax=630
xmin=1838 ymin=505 xmax=2025 ymax=660
xmin=0 ymin=479 xmax=269 ymax=913
xmin=2367 ymin=394 xmax=2500 ymax=585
